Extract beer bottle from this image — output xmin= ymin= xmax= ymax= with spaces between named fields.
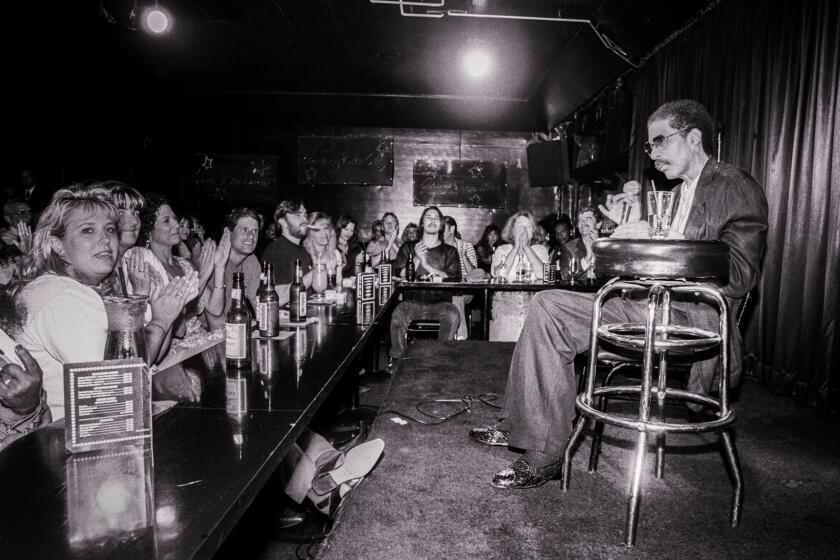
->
xmin=257 ymin=262 xmax=279 ymax=337
xmin=289 ymin=258 xmax=307 ymax=322
xmin=225 ymin=272 xmax=251 ymax=368
xmin=406 ymin=248 xmax=416 ymax=281
xmin=364 ymin=247 xmax=373 ymax=273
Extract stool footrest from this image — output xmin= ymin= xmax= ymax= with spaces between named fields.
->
xmin=576 ymin=386 xmax=735 ymax=433
xmin=597 ymin=323 xmax=721 ymax=353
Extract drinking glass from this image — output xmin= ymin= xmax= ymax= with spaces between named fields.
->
xmin=311 ymin=263 xmax=328 ymax=301
xmin=568 ymin=256 xmax=579 ymax=286
xmin=647 ymin=191 xmax=676 ymax=239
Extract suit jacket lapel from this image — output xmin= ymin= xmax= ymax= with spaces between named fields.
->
xmin=683 ymin=159 xmax=718 ymax=240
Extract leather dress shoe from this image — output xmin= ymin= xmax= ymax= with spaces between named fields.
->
xmin=491 ymin=456 xmax=562 ymax=490
xmin=468 ymin=424 xmax=510 ymax=447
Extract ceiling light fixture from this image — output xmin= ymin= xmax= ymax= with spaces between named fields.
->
xmin=140 ymin=3 xmax=173 ymax=35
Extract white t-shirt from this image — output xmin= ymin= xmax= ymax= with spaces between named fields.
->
xmin=15 ymin=275 xmax=107 ymax=420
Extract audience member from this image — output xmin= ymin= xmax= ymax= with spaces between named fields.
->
xmin=17 ymin=168 xmax=52 ymax=213
xmin=336 ymin=214 xmax=358 ymax=277
xmin=442 ymin=216 xmax=478 ymax=279
xmin=475 ymin=224 xmax=500 ymax=273
xmin=303 ymin=212 xmax=343 ymax=287
xmin=0 ymin=341 xmax=50 ymax=451
xmin=401 ymin=222 xmax=419 ymax=244
xmin=262 ymin=200 xmax=312 ymax=286
xmin=204 ymin=208 xmax=261 ymax=329
xmin=381 ymin=212 xmax=402 ymax=260
xmin=565 ymin=206 xmax=602 ymax=281
xmin=489 ymin=212 xmax=548 ymax=341
xmin=390 ymin=206 xmax=461 ymax=363
xmin=1 ymin=200 xmax=34 ymax=254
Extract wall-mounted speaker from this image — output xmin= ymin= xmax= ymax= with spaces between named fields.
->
xmin=527 ymin=141 xmax=570 ymax=187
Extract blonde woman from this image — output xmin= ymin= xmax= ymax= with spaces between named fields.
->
xmin=303 ymin=212 xmax=343 ymax=287
xmin=12 ymin=186 xmax=191 ymax=419
xmin=489 ymin=212 xmax=549 ymax=341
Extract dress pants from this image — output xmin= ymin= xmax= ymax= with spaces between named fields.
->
xmin=500 ymin=289 xmax=726 ymax=457
xmin=389 ymin=300 xmax=460 ymax=359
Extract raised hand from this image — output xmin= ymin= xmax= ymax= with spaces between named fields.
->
xmin=197 ymin=239 xmax=217 ymax=285
xmin=214 ymin=228 xmax=232 ymax=269
xmin=127 ymin=251 xmax=151 ymax=296
xmin=16 ymin=223 xmax=33 ymax=254
xmin=599 ymin=181 xmax=643 ymax=225
xmin=150 ymin=272 xmax=193 ymax=327
xmin=414 ymin=240 xmax=429 ymax=267
xmin=0 ymin=346 xmax=43 ymax=415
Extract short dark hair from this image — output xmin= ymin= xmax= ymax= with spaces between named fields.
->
xmin=273 ymin=199 xmax=305 ymax=223
xmin=648 ymin=99 xmax=716 ymax=156
xmin=225 ymin=207 xmax=262 ymax=230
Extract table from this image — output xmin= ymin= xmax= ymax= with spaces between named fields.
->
xmin=398 ymin=279 xmax=603 ymax=339
xmin=0 ymin=287 xmax=398 ymax=560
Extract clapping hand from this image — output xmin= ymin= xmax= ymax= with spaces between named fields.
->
xmin=414 ymin=240 xmax=429 ymax=267
xmin=150 ymin=270 xmax=197 ymax=327
xmin=16 ymin=223 xmax=33 ymax=253
xmin=127 ymin=250 xmax=152 ymax=296
xmin=0 ymin=346 xmax=43 ymax=415
xmin=197 ymin=239 xmax=217 ymax=286
xmin=214 ymin=228 xmax=232 ymax=269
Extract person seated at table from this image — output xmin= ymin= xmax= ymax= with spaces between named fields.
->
xmin=10 ymin=186 xmax=195 ymax=420
xmin=336 ymin=214 xmax=359 ymax=277
xmin=176 ymin=215 xmax=204 ymax=260
xmin=443 ymin=216 xmax=482 ymax=340
xmin=390 ymin=206 xmax=462 ymax=363
xmin=469 ymin=99 xmax=768 ymax=489
xmin=127 ymin=193 xmax=223 ymax=338
xmin=303 ymin=212 xmax=343 ymax=290
xmin=535 ymin=223 xmax=551 ymax=253
xmin=362 ymin=220 xmax=388 ymax=269
xmin=0 ymin=242 xmax=22 ymax=292
xmin=401 ymin=222 xmax=419 ymax=244
xmin=547 ymin=215 xmax=574 ymax=280
xmin=204 ymin=207 xmax=262 ymax=330
xmin=381 ymin=212 xmax=402 ymax=261
xmin=0 ymin=334 xmax=50 ymax=451
xmin=475 ymin=224 xmax=501 ymax=274
xmin=563 ymin=206 xmax=602 ymax=283
xmin=489 ymin=212 xmax=549 ymax=341
xmin=262 ymin=199 xmax=313 ymax=287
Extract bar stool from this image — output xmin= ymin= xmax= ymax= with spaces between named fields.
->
xmin=561 ymin=239 xmax=744 ymax=546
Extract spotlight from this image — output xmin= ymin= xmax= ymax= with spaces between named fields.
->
xmin=463 ymin=49 xmax=491 ymax=78
xmin=140 ymin=5 xmax=173 ymax=35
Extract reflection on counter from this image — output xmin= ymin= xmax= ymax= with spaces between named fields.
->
xmin=66 ymin=443 xmax=155 ymax=552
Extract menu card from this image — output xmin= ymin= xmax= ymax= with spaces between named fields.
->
xmin=64 ymin=358 xmax=152 ymax=453
xmin=357 ymin=272 xmax=376 ymax=301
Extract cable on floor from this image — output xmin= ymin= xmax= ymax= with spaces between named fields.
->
xmin=381 ymin=392 xmax=502 ymax=425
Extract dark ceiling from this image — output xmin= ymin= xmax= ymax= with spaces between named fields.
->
xmin=12 ymin=0 xmax=711 ymax=134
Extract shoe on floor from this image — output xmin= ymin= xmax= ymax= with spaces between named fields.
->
xmin=311 ymin=438 xmax=385 ymax=496
xmin=274 ymin=505 xmax=306 ymax=529
xmin=469 ymin=424 xmax=510 ymax=447
xmin=491 ymin=456 xmax=561 ymax=490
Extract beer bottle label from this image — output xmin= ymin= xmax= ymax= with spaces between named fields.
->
xmin=225 ymin=323 xmax=248 ymax=359
xmin=299 ymin=292 xmax=307 ymax=318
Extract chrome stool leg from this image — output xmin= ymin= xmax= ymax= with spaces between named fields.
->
xmin=721 ymin=430 xmax=744 ymax=526
xmin=654 ymin=289 xmax=672 ymax=479
xmin=562 ymin=415 xmax=589 ymax=491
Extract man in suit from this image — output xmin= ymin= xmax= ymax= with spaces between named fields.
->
xmin=469 ymin=99 xmax=768 ymax=489
xmin=17 ymin=168 xmax=52 ymax=213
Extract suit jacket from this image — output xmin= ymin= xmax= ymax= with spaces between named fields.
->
xmin=674 ymin=158 xmax=768 ymax=391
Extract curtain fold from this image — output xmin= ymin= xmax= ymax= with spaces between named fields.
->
xmin=627 ymin=0 xmax=840 ymax=403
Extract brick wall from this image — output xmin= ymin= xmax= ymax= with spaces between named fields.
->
xmin=296 ymin=127 xmax=557 ymax=245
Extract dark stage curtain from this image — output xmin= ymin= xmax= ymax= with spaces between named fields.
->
xmin=627 ymin=0 xmax=840 ymax=409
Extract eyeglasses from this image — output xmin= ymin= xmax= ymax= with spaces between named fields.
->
xmin=643 ymin=128 xmax=688 ymax=155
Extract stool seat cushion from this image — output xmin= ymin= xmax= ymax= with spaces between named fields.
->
xmin=593 ymin=239 xmax=729 ymax=280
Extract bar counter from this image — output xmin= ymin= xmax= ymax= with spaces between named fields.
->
xmin=0 ymin=288 xmax=397 ymax=560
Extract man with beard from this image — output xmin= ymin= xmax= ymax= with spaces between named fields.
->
xmin=469 ymin=99 xmax=768 ymax=489
xmin=390 ymin=206 xmax=462 ymax=363
xmin=261 ymin=199 xmax=312 ymax=287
